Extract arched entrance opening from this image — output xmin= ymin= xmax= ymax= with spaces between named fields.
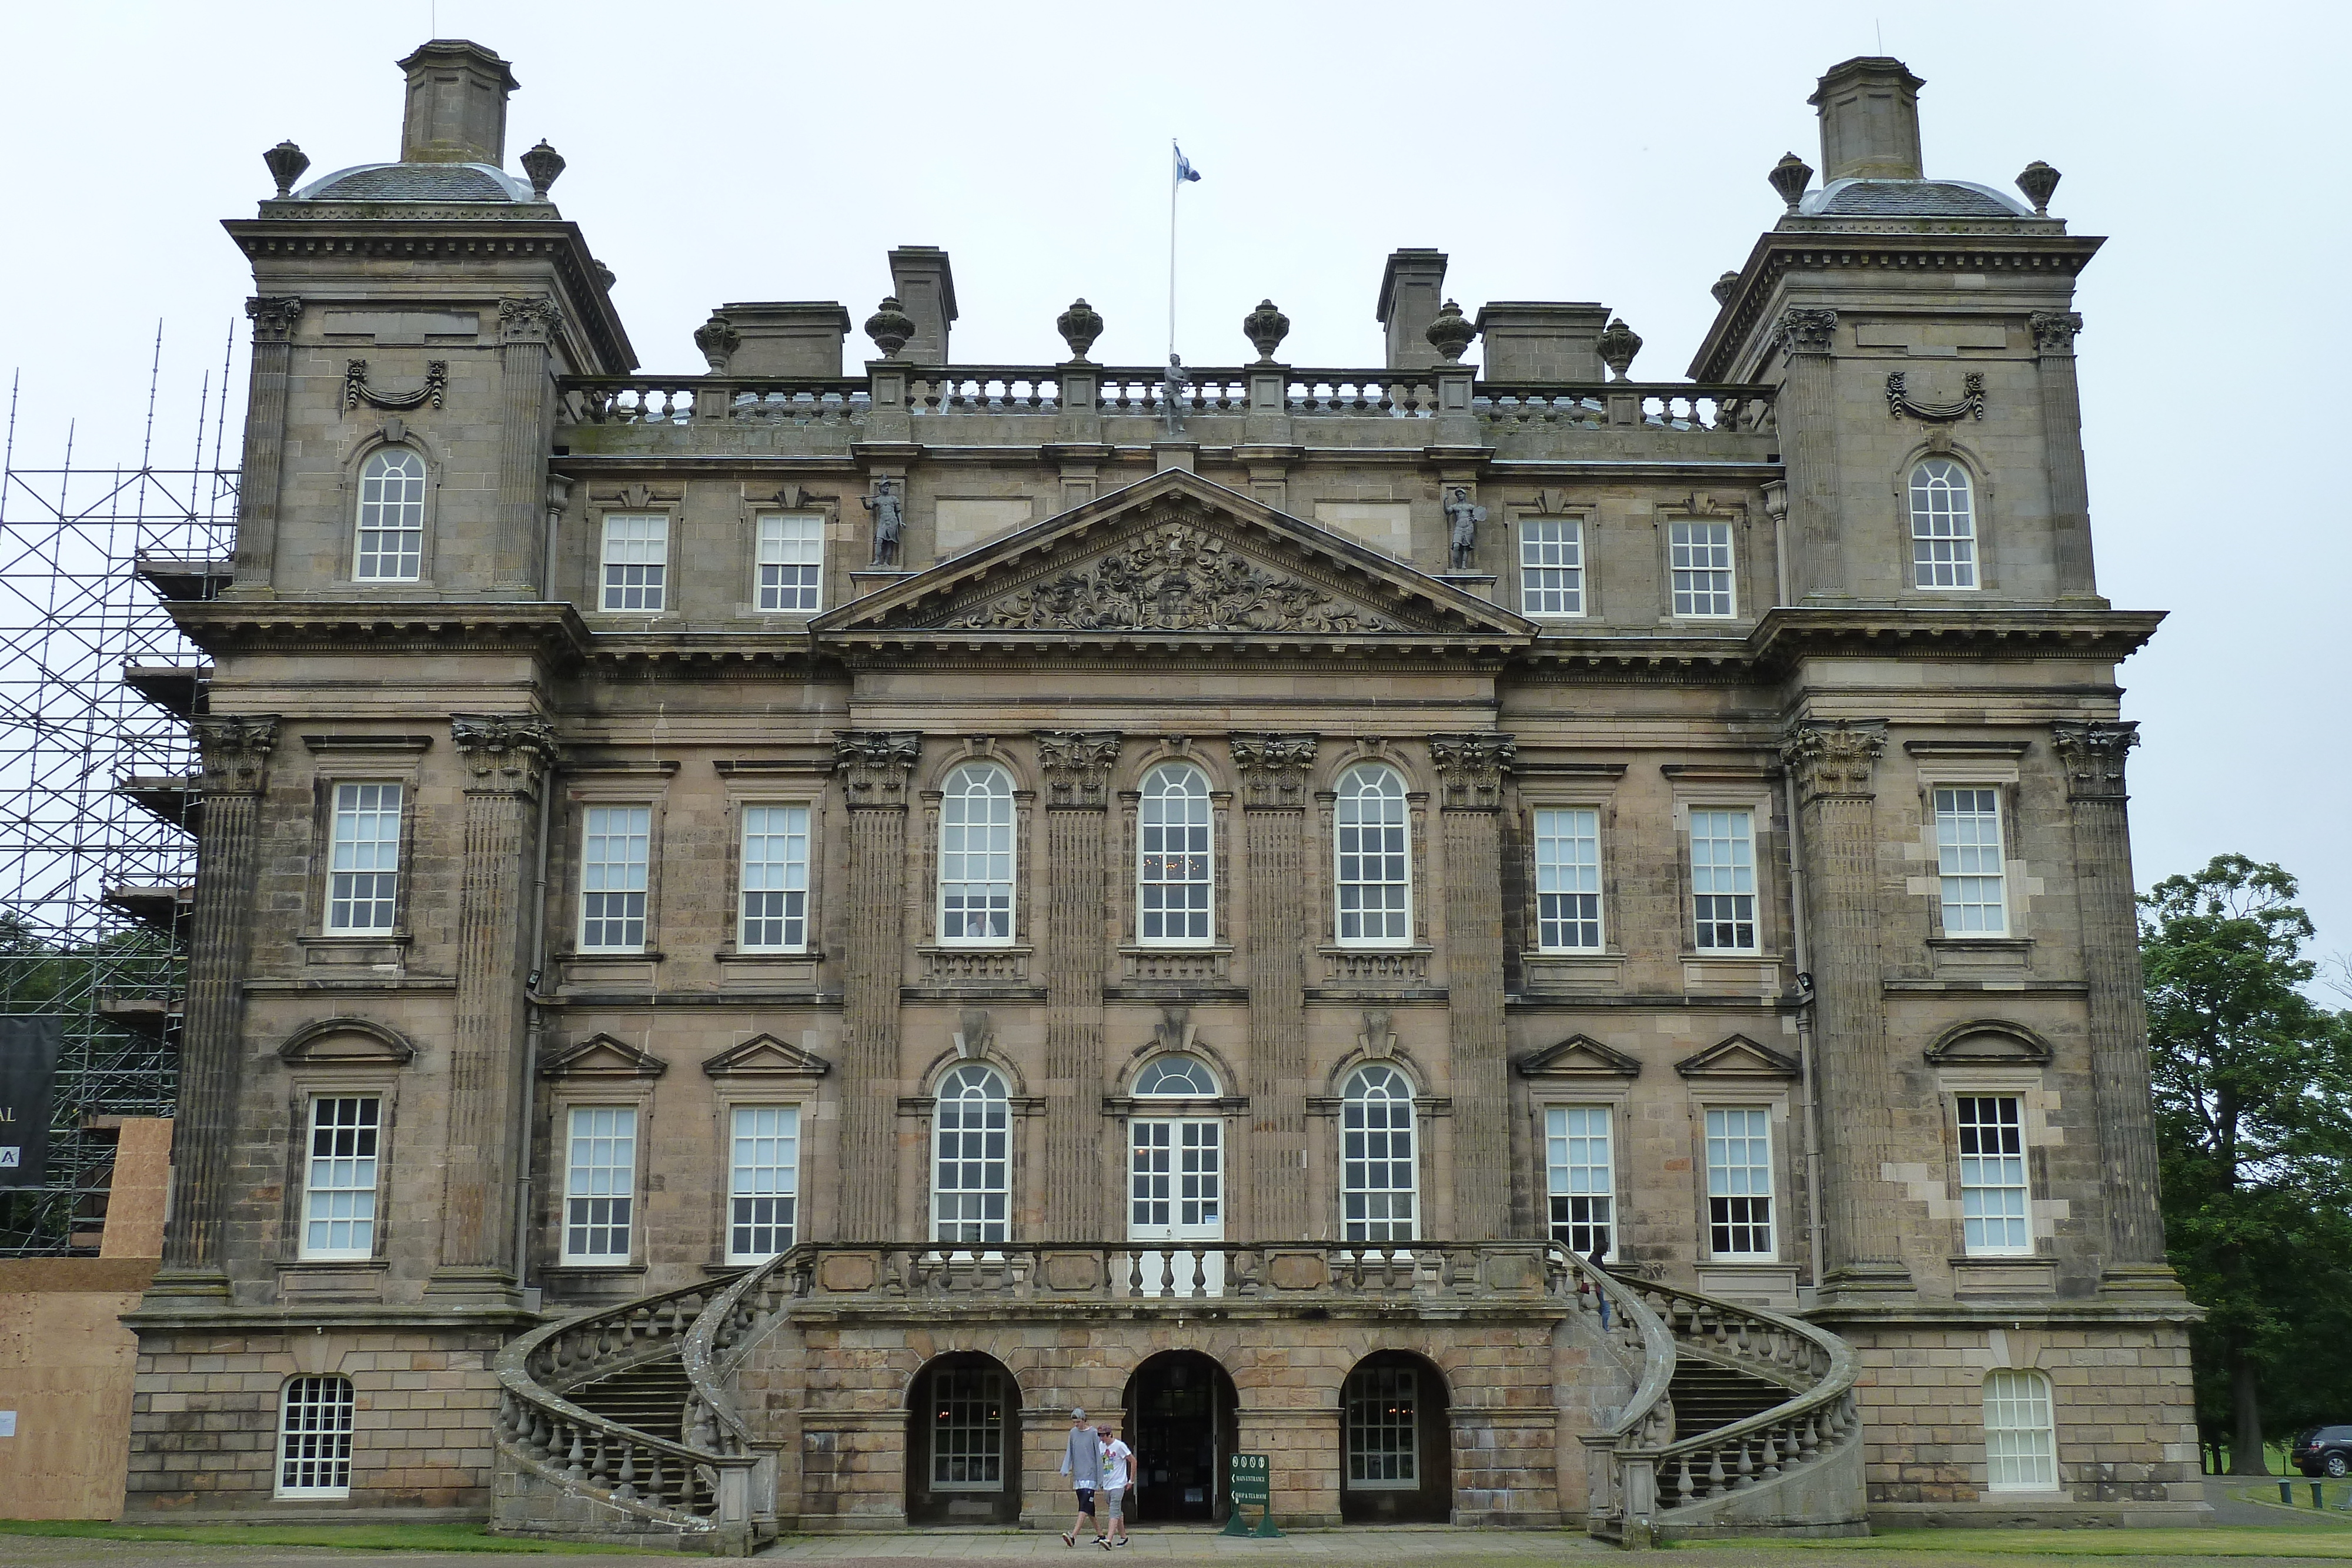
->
xmin=1338 ymin=1350 xmax=1451 ymax=1523
xmin=905 ymin=1351 xmax=1021 ymax=1526
xmin=1121 ymin=1350 xmax=1239 ymax=1526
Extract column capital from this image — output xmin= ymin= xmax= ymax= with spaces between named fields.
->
xmin=1774 ymin=306 xmax=1838 ymax=358
xmin=497 ymin=295 xmax=564 ymax=344
xmin=1228 ymin=733 xmax=1318 ymax=810
xmin=2029 ymin=309 xmax=2085 ymax=357
xmin=244 ymin=296 xmax=303 ymax=343
xmin=2053 ymin=720 xmax=2137 ymax=800
xmin=834 ymin=730 xmax=923 ymax=808
xmin=1034 ymin=730 xmax=1121 ymax=809
xmin=1427 ymin=732 xmax=1515 ymax=810
xmin=192 ymin=715 xmax=278 ymax=796
xmin=452 ymin=714 xmax=557 ymax=792
xmin=1780 ymin=718 xmax=1887 ymax=802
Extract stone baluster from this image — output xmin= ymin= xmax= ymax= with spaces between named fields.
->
xmin=495 ymin=296 xmax=563 ymax=593
xmin=1231 ymin=735 xmax=1318 ymax=1239
xmin=1771 ymin=308 xmax=1847 ymax=599
xmin=229 ymin=298 xmax=300 ymax=591
xmin=1036 ymin=732 xmax=1120 ymax=1241
xmin=835 ymin=733 xmax=923 ymax=1238
xmin=2030 ymin=312 xmax=2099 ymax=601
xmin=1429 ymin=734 xmax=1516 ymax=1239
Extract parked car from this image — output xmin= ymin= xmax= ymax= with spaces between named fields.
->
xmin=2293 ymin=1426 xmax=2352 ymax=1477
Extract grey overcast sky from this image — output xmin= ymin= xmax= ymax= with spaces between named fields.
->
xmin=4 ymin=0 xmax=2346 ymax=969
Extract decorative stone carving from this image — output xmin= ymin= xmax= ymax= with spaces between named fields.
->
xmin=1424 ymin=299 xmax=1475 ymax=363
xmin=1711 ymin=271 xmax=1740 ymax=306
xmin=693 ymin=313 xmax=739 ymax=373
xmin=1781 ymin=719 xmax=1887 ymax=801
xmin=1774 ymin=307 xmax=1837 ymax=358
xmin=1228 ymin=733 xmax=1318 ymax=810
xmin=1428 ymin=732 xmax=1515 ymax=810
xmin=2015 ymin=160 xmax=2062 ymax=216
xmin=1768 ymin=151 xmax=1813 ymax=212
xmin=1035 ymin=730 xmax=1122 ymax=809
xmin=594 ymin=260 xmax=617 ymax=292
xmin=1598 ymin=317 xmax=1643 ymax=381
xmin=263 ymin=141 xmax=309 ymax=198
xmin=450 ymin=714 xmax=557 ymax=788
xmin=864 ymin=296 xmax=916 ymax=358
xmin=1242 ymin=299 xmax=1290 ymax=362
xmin=2029 ymin=310 xmax=2084 ymax=356
xmin=192 ymin=715 xmax=278 ymax=795
xmin=1885 ymin=370 xmax=1984 ymax=422
xmin=520 ymin=139 xmax=566 ymax=199
xmin=862 ymin=477 xmax=904 ymax=567
xmin=1357 ymin=1009 xmax=1396 ymax=1060
xmin=833 ymin=730 xmax=923 ymax=807
xmin=497 ymin=296 xmax=563 ymax=343
xmin=946 ymin=523 xmax=1388 ymax=634
xmin=1055 ymin=298 xmax=1104 ymax=362
xmin=245 ymin=296 xmax=303 ymax=343
xmin=1151 ymin=1004 xmax=1196 ymax=1055
xmin=343 ymin=359 xmax=447 ymax=412
xmin=2052 ymin=720 xmax=2137 ymax=801
xmin=1442 ymin=488 xmax=1486 ymax=573
xmin=953 ymin=1008 xmax=993 ymax=1061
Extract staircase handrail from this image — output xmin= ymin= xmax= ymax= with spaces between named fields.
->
xmin=1548 ymin=1243 xmax=1678 ymax=1447
xmin=680 ymin=1246 xmax=801 ymax=1457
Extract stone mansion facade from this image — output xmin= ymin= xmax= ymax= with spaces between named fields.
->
xmin=121 ymin=38 xmax=2202 ymax=1546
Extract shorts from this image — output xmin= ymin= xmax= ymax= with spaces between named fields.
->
xmin=1074 ymin=1488 xmax=1096 ymax=1516
xmin=1107 ymin=1486 xmax=1128 ymax=1517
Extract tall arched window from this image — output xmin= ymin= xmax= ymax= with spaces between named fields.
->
xmin=1138 ymin=763 xmax=1212 ymax=945
xmin=1909 ymin=459 xmax=1978 ymax=590
xmin=932 ymin=1064 xmax=1010 ymax=1246
xmin=1983 ymin=1369 xmax=2057 ymax=1490
xmin=938 ymin=765 xmax=1014 ymax=944
xmin=1341 ymin=1064 xmax=1417 ymax=1242
xmin=354 ymin=447 xmax=426 ymax=581
xmin=1335 ymin=765 xmax=1410 ymax=947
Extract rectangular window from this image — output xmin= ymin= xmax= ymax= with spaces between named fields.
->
xmin=1705 ymin=1106 xmax=1774 ymax=1257
xmin=1669 ymin=520 xmax=1736 ymax=617
xmin=1935 ymin=787 xmax=2007 ymax=935
xmin=580 ymin=806 xmax=651 ymax=951
xmin=1984 ymin=1370 xmax=2058 ymax=1490
xmin=727 ymin=1105 xmax=800 ymax=1263
xmin=600 ymin=514 xmax=668 ymax=612
xmin=276 ymin=1376 xmax=355 ymax=1498
xmin=1545 ymin=1106 xmax=1615 ymax=1258
xmin=563 ymin=1106 xmax=637 ymax=1264
xmin=737 ymin=804 xmax=809 ymax=951
xmin=1519 ymin=518 xmax=1584 ymax=617
xmin=755 ymin=513 xmax=824 ymax=613
xmin=300 ymin=1096 xmax=380 ymax=1261
xmin=1534 ymin=807 xmax=1603 ymax=951
xmin=1345 ymin=1365 xmax=1419 ymax=1488
xmin=929 ymin=1366 xmax=1006 ymax=1490
xmin=1689 ymin=808 xmax=1757 ymax=951
xmin=1957 ymin=1095 xmax=2031 ymax=1254
xmin=325 ymin=782 xmax=402 ymax=934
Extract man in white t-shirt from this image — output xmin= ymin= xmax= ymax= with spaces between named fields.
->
xmin=1097 ymin=1422 xmax=1134 ymax=1547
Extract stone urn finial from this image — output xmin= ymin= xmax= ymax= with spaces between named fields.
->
xmin=1598 ymin=317 xmax=1643 ymax=381
xmin=2015 ymin=161 xmax=2062 ymax=216
xmin=1424 ymin=299 xmax=1475 ymax=363
xmin=1242 ymin=299 xmax=1291 ymax=362
xmin=865 ymin=296 xmax=916 ymax=359
xmin=693 ymin=313 xmax=739 ymax=373
xmin=520 ymin=139 xmax=566 ymax=200
xmin=1710 ymin=271 xmax=1740 ymax=306
xmin=594 ymin=260 xmax=617 ymax=292
xmin=1056 ymin=297 xmax=1104 ymax=362
xmin=263 ymin=140 xmax=309 ymax=198
xmin=1768 ymin=151 xmax=1813 ymax=213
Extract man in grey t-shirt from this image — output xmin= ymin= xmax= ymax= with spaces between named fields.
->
xmin=1058 ymin=1407 xmax=1104 ymax=1546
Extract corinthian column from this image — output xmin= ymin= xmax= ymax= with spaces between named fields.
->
xmin=1772 ymin=308 xmax=1846 ymax=600
xmin=836 ymin=732 xmax=922 ymax=1239
xmin=2053 ymin=721 xmax=2174 ymax=1289
xmin=1037 ymin=732 xmax=1120 ymax=1242
xmin=1231 ymin=734 xmax=1316 ymax=1240
xmin=431 ymin=716 xmax=556 ymax=1298
xmin=229 ymin=297 xmax=300 ymax=592
xmin=151 ymin=716 xmax=276 ymax=1298
xmin=494 ymin=297 xmax=563 ymax=594
xmin=1430 ymin=733 xmax=1515 ymax=1241
xmin=1782 ymin=719 xmax=1909 ymax=1296
xmin=2031 ymin=312 xmax=2099 ymax=601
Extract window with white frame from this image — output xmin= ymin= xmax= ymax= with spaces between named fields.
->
xmin=579 ymin=806 xmax=651 ymax=952
xmin=1519 ymin=518 xmax=1584 ymax=617
xmin=600 ymin=514 xmax=668 ymax=611
xmin=1689 ymin=808 xmax=1758 ymax=951
xmin=928 ymin=1365 xmax=1007 ymax=1490
xmin=1335 ymin=765 xmax=1411 ymax=947
xmin=756 ymin=513 xmax=824 ymax=612
xmin=727 ymin=1105 xmax=800 ymax=1263
xmin=1534 ymin=807 xmax=1603 ymax=951
xmin=276 ymin=1375 xmax=356 ymax=1497
xmin=325 ymin=783 xmax=402 ymax=934
xmin=1983 ymin=1369 xmax=2057 ymax=1489
xmin=1669 ymin=520 xmax=1736 ymax=617
xmin=1910 ymin=459 xmax=1979 ymax=590
xmin=1705 ymin=1106 xmax=1775 ymax=1257
xmin=1957 ymin=1095 xmax=2032 ymax=1255
xmin=1934 ymin=787 xmax=2007 ymax=935
xmin=1341 ymin=1064 xmax=1416 ymax=1242
xmin=300 ymin=1095 xmax=380 ymax=1261
xmin=1138 ymin=763 xmax=1212 ymax=945
xmin=737 ymin=804 xmax=809 ymax=951
xmin=938 ymin=764 xmax=1015 ymax=944
xmin=562 ymin=1105 xmax=637 ymax=1264
xmin=1133 ymin=1054 xmax=1218 ymax=1096
xmin=932 ymin=1064 xmax=1009 ymax=1246
xmin=1344 ymin=1363 xmax=1419 ymax=1487
xmin=353 ymin=447 xmax=426 ymax=581
xmin=1545 ymin=1106 xmax=1615 ymax=1257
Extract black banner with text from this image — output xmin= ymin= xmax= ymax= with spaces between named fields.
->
xmin=0 ymin=1015 xmax=63 ymax=1187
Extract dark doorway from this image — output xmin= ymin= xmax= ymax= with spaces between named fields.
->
xmin=905 ymin=1352 xmax=1021 ymax=1526
xmin=1121 ymin=1350 xmax=1239 ymax=1525
xmin=1338 ymin=1350 xmax=1452 ymax=1523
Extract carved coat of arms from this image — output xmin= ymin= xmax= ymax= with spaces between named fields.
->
xmin=945 ymin=523 xmax=1387 ymax=634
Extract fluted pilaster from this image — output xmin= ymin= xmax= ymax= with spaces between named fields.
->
xmin=495 ymin=297 xmax=562 ymax=594
xmin=836 ymin=732 xmax=921 ymax=1239
xmin=1231 ymin=734 xmax=1316 ymax=1240
xmin=1037 ymin=732 xmax=1119 ymax=1242
xmin=1431 ymin=733 xmax=1515 ymax=1240
xmin=2031 ymin=312 xmax=2098 ymax=600
xmin=1773 ymin=308 xmax=1846 ymax=600
xmin=230 ymin=298 xmax=300 ymax=591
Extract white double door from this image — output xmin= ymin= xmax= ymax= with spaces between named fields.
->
xmin=1127 ymin=1118 xmax=1224 ymax=1295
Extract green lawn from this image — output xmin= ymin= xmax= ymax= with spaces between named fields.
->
xmin=1694 ymin=1526 xmax=2352 ymax=1558
xmin=0 ymin=1519 xmax=647 ymax=1553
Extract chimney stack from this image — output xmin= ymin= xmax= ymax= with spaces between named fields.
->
xmin=397 ymin=39 xmax=519 ymax=166
xmin=1376 ymin=249 xmax=1449 ymax=371
xmin=886 ymin=248 xmax=958 ymax=364
xmin=1808 ymin=56 xmax=1925 ymax=183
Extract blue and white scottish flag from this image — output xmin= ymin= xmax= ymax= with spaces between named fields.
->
xmin=1174 ymin=145 xmax=1201 ymax=183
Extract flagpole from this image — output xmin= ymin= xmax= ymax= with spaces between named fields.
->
xmin=1167 ymin=138 xmax=1179 ymax=366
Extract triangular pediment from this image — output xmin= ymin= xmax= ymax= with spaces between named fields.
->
xmin=1675 ymin=1034 xmax=1801 ymax=1080
xmin=1923 ymin=1019 xmax=2053 ymax=1066
xmin=278 ymin=1016 xmax=415 ymax=1068
xmin=1519 ymin=1034 xmax=1643 ymax=1078
xmin=540 ymin=1033 xmax=669 ymax=1080
xmin=814 ymin=470 xmax=1532 ymax=651
xmin=703 ymin=1033 xmax=833 ymax=1079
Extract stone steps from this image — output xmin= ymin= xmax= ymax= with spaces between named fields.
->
xmin=1669 ymin=1357 xmax=1789 ymax=1443
xmin=562 ymin=1353 xmax=693 ymax=1445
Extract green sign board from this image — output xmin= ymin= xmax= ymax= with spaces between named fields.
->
xmin=1221 ymin=1452 xmax=1281 ymax=1537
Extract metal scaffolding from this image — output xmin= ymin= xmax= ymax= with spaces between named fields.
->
xmin=0 ymin=330 xmax=239 ymax=1253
